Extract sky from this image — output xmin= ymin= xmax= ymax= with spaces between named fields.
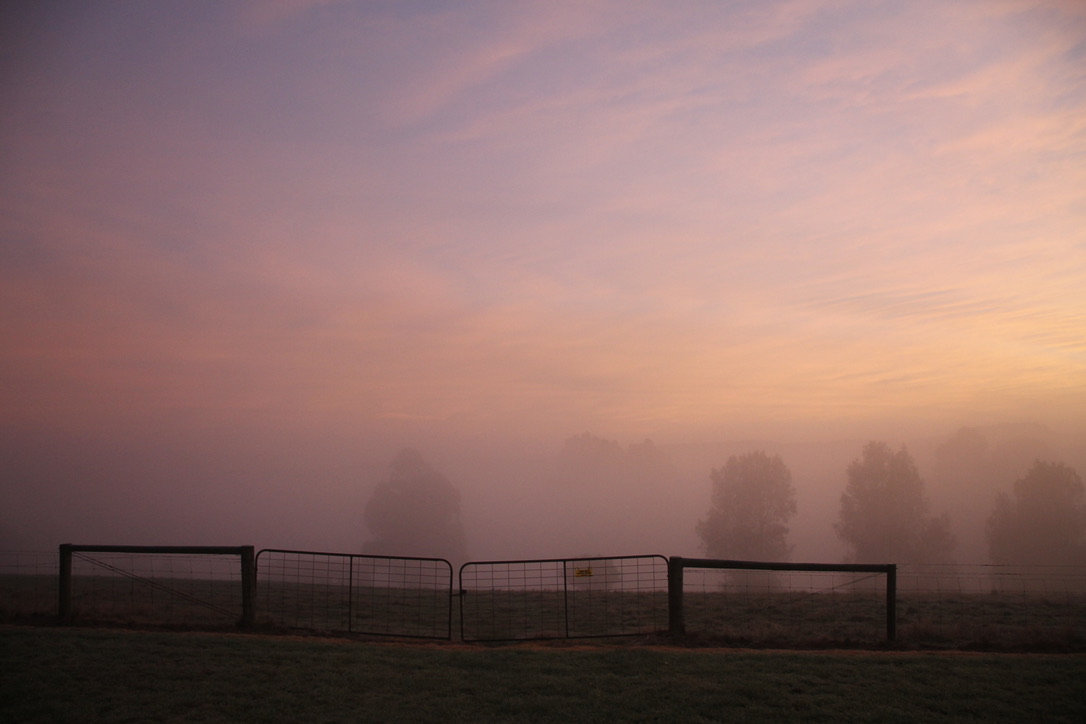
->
xmin=1 ymin=1 xmax=1084 ymax=557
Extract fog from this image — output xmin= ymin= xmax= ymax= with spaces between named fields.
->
xmin=4 ymin=414 xmax=1082 ymax=567
xmin=2 ymin=2 xmax=1084 ymax=568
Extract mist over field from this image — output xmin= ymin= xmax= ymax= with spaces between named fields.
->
xmin=2 ymin=2 xmax=1084 ymax=564
xmin=3 ymin=415 xmax=1082 ymax=567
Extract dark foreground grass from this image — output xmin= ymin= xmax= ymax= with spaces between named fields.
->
xmin=2 ymin=627 xmax=1084 ymax=723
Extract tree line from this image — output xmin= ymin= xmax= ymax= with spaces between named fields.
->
xmin=356 ymin=432 xmax=1085 ymax=567
xmin=698 ymin=440 xmax=1086 ymax=565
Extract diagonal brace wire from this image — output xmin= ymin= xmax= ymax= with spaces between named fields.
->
xmin=73 ymin=553 xmax=236 ymax=619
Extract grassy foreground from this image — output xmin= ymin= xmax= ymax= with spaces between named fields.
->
xmin=2 ymin=627 xmax=1084 ymax=723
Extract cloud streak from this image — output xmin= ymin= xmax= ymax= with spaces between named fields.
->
xmin=1 ymin=0 xmax=1083 ymax=449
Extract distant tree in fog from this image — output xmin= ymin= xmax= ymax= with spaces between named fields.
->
xmin=561 ymin=432 xmax=625 ymax=467
xmin=931 ymin=426 xmax=1062 ymax=563
xmin=560 ymin=433 xmax=670 ymax=475
xmin=986 ymin=460 xmax=1086 ymax=565
xmin=835 ymin=441 xmax=954 ymax=563
xmin=554 ymin=432 xmax=676 ymax=555
xmin=696 ymin=451 xmax=796 ymax=560
xmin=362 ymin=448 xmax=467 ymax=562
xmin=934 ymin=427 xmax=990 ymax=478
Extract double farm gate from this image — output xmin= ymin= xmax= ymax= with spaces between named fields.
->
xmin=257 ymin=550 xmax=670 ymax=641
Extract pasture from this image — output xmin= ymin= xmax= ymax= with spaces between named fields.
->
xmin=2 ymin=626 xmax=1084 ymax=723
xmin=4 ymin=569 xmax=1086 ymax=650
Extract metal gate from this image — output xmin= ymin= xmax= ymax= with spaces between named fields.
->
xmin=459 ymin=555 xmax=669 ymax=641
xmin=256 ymin=549 xmax=453 ymax=639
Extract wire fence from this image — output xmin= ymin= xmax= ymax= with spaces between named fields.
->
xmin=0 ymin=551 xmax=58 ymax=620
xmin=60 ymin=549 xmax=247 ymax=627
xmin=459 ymin=555 xmax=670 ymax=641
xmin=3 ymin=550 xmax=1084 ymax=649
xmin=678 ymin=562 xmax=1086 ymax=648
xmin=894 ymin=564 xmax=1086 ymax=648
xmin=256 ymin=549 xmax=453 ymax=639
xmin=679 ymin=566 xmax=892 ymax=645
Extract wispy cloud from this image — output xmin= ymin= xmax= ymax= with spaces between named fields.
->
xmin=1 ymin=0 xmax=1084 ymax=443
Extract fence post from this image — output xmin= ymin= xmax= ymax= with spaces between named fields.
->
xmin=240 ymin=546 xmax=256 ymax=628
xmin=58 ymin=544 xmax=72 ymax=622
xmin=886 ymin=564 xmax=896 ymax=642
xmin=668 ymin=556 xmax=685 ymax=636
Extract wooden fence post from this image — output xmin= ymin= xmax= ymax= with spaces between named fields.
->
xmin=886 ymin=563 xmax=896 ymax=642
xmin=58 ymin=544 xmax=72 ymax=622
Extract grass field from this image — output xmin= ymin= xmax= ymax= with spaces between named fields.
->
xmin=682 ymin=590 xmax=1086 ymax=650
xmin=2 ymin=626 xmax=1084 ymax=723
xmin=6 ymin=571 xmax=1086 ymax=651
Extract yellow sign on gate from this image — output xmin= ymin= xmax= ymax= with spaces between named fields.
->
xmin=574 ymin=567 xmax=593 ymax=577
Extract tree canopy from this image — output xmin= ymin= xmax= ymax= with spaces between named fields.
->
xmin=835 ymin=441 xmax=954 ymax=563
xmin=362 ymin=448 xmax=467 ymax=563
xmin=696 ymin=450 xmax=797 ymax=560
xmin=986 ymin=460 xmax=1086 ymax=565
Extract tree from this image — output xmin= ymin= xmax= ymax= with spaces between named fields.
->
xmin=553 ymin=432 xmax=677 ymax=556
xmin=930 ymin=426 xmax=1061 ymax=562
xmin=986 ymin=460 xmax=1086 ymax=565
xmin=835 ymin=441 xmax=954 ymax=563
xmin=696 ymin=451 xmax=797 ymax=560
xmin=929 ymin=427 xmax=994 ymax=562
xmin=362 ymin=448 xmax=467 ymax=563
xmin=560 ymin=432 xmax=625 ymax=468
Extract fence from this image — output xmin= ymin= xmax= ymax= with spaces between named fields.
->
xmin=256 ymin=549 xmax=453 ymax=639
xmin=668 ymin=557 xmax=897 ymax=644
xmin=893 ymin=563 xmax=1086 ymax=648
xmin=459 ymin=555 xmax=670 ymax=641
xmin=3 ymin=547 xmax=1084 ymax=649
xmin=57 ymin=545 xmax=254 ymax=627
xmin=0 ymin=551 xmax=58 ymax=620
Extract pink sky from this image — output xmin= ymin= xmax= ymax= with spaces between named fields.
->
xmin=1 ymin=1 xmax=1084 ymax=553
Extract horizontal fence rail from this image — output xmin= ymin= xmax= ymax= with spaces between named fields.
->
xmin=256 ymin=549 xmax=453 ymax=640
xmin=57 ymin=545 xmax=255 ymax=627
xmin=669 ymin=557 xmax=897 ymax=644
xmin=459 ymin=555 xmax=670 ymax=642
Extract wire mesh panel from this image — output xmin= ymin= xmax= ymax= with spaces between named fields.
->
xmin=459 ymin=555 xmax=669 ymax=642
xmin=256 ymin=550 xmax=352 ymax=632
xmin=256 ymin=550 xmax=453 ymax=639
xmin=460 ymin=559 xmax=565 ymax=641
xmin=350 ymin=555 xmax=452 ymax=638
xmin=566 ymin=556 xmax=670 ymax=638
xmin=680 ymin=566 xmax=890 ymax=646
xmin=62 ymin=548 xmax=246 ymax=627
xmin=0 ymin=551 xmax=58 ymax=620
xmin=895 ymin=564 xmax=1086 ymax=647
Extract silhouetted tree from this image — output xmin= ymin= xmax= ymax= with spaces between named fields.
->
xmin=362 ymin=448 xmax=467 ymax=563
xmin=835 ymin=441 xmax=954 ymax=563
xmin=986 ymin=460 xmax=1086 ymax=565
xmin=696 ymin=451 xmax=797 ymax=560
